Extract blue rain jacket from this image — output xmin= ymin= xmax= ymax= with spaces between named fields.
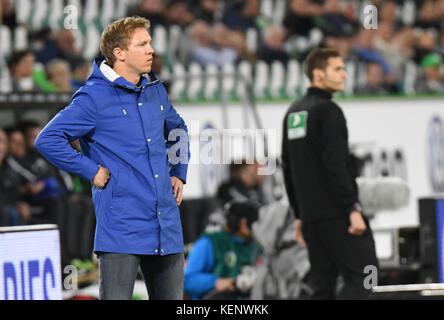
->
xmin=35 ymin=57 xmax=190 ymax=255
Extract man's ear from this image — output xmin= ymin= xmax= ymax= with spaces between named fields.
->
xmin=113 ymin=47 xmax=125 ymax=63
xmin=313 ymin=68 xmax=325 ymax=83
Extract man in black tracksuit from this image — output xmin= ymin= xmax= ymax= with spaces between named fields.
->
xmin=282 ymin=48 xmax=378 ymax=299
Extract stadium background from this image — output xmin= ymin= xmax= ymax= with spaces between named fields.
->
xmin=1 ymin=0 xmax=444 ymax=300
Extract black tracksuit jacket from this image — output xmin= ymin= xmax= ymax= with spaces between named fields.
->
xmin=282 ymin=87 xmax=361 ymax=222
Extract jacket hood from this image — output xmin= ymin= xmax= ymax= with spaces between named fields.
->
xmin=87 ymin=56 xmax=158 ymax=91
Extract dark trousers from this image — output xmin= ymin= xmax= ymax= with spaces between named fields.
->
xmin=97 ymin=252 xmax=184 ymax=300
xmin=302 ymin=216 xmax=379 ymax=300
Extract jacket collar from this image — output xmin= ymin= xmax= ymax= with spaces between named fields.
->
xmin=91 ymin=57 xmax=159 ymax=91
xmin=306 ymin=86 xmax=333 ymax=100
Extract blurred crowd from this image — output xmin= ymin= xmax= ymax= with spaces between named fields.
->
xmin=0 ymin=0 xmax=444 ymax=96
xmin=0 ymin=122 xmax=96 ymax=275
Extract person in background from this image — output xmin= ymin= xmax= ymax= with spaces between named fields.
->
xmin=256 ymin=25 xmax=290 ymax=65
xmin=282 ymin=48 xmax=378 ymax=299
xmin=193 ymin=0 xmax=221 ymax=24
xmin=217 ymin=159 xmax=265 ymax=206
xmin=34 ymin=16 xmax=190 ymax=300
xmin=35 ymin=29 xmax=82 ymax=67
xmin=184 ymin=201 xmax=261 ymax=300
xmin=184 ymin=20 xmax=238 ymax=67
xmin=7 ymin=50 xmax=43 ymax=92
xmin=46 ymin=59 xmax=73 ymax=93
xmin=129 ymin=0 xmax=168 ymax=30
xmin=0 ymin=0 xmax=18 ymax=28
xmin=222 ymin=0 xmax=260 ymax=33
xmin=70 ymin=56 xmax=90 ymax=91
xmin=164 ymin=0 xmax=194 ymax=28
xmin=415 ymin=53 xmax=444 ymax=94
xmin=355 ymin=62 xmax=391 ymax=96
xmin=0 ymin=128 xmax=31 ymax=226
xmin=5 ymin=125 xmax=66 ymax=226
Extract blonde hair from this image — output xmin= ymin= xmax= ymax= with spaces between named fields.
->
xmin=100 ymin=16 xmax=151 ymax=67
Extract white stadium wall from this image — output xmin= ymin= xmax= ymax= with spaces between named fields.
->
xmin=174 ymin=97 xmax=444 ymax=230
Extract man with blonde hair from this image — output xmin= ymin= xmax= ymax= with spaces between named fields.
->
xmin=35 ymin=17 xmax=190 ymax=300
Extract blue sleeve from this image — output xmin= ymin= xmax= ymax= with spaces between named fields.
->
xmin=163 ymin=90 xmax=190 ymax=184
xmin=34 ymin=91 xmax=99 ymax=181
xmin=184 ymin=236 xmax=218 ymax=299
xmin=354 ymin=47 xmax=391 ymax=74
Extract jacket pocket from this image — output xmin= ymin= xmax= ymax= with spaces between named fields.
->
xmin=110 ymin=167 xmax=129 ymax=214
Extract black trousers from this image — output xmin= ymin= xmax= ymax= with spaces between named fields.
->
xmin=302 ymin=215 xmax=379 ymax=300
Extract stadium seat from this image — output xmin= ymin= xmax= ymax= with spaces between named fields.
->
xmin=187 ymin=62 xmax=203 ymax=101
xmin=48 ymin=0 xmax=64 ymax=30
xmin=246 ymin=28 xmax=258 ymax=54
xmin=116 ymin=0 xmax=132 ymax=19
xmin=100 ymin=0 xmax=115 ymax=29
xmin=270 ymin=60 xmax=285 ymax=98
xmin=153 ymin=25 xmax=168 ymax=56
xmin=253 ymin=60 xmax=269 ymax=99
xmin=83 ymin=24 xmax=101 ymax=60
xmin=401 ymin=0 xmax=416 ymax=26
xmin=403 ymin=60 xmax=418 ymax=95
xmin=15 ymin=0 xmax=32 ymax=26
xmin=13 ymin=26 xmax=28 ymax=52
xmin=345 ymin=61 xmax=357 ymax=96
xmin=203 ymin=64 xmax=219 ymax=100
xmin=170 ymin=62 xmax=186 ymax=101
xmin=0 ymin=26 xmax=12 ymax=57
xmin=167 ymin=25 xmax=182 ymax=62
xmin=31 ymin=0 xmax=49 ymax=31
xmin=272 ymin=0 xmax=286 ymax=26
xmin=285 ymin=59 xmax=300 ymax=98
xmin=260 ymin=0 xmax=273 ymax=22
xmin=83 ymin=0 xmax=99 ymax=27
xmin=221 ymin=63 xmax=236 ymax=98
xmin=237 ymin=60 xmax=253 ymax=99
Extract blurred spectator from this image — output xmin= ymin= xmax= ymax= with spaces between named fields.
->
xmin=213 ymin=23 xmax=255 ymax=63
xmin=34 ymin=29 xmax=82 ymax=68
xmin=353 ymin=27 xmax=392 ymax=75
xmin=412 ymin=29 xmax=438 ymax=65
xmin=21 ymin=121 xmax=96 ymax=270
xmin=283 ymin=0 xmax=323 ymax=37
xmin=182 ymin=20 xmax=238 ymax=67
xmin=222 ymin=0 xmax=260 ymax=33
xmin=355 ymin=62 xmax=391 ymax=95
xmin=373 ymin=22 xmax=414 ymax=80
xmin=184 ymin=201 xmax=261 ymax=300
xmin=316 ymin=0 xmax=358 ymax=37
xmin=70 ymin=56 xmax=90 ymax=90
xmin=322 ymin=35 xmax=354 ymax=61
xmin=0 ymin=0 xmax=18 ymax=28
xmin=217 ymin=160 xmax=265 ymax=206
xmin=7 ymin=50 xmax=43 ymax=92
xmin=0 ymin=128 xmax=30 ymax=226
xmin=165 ymin=0 xmax=194 ymax=27
xmin=378 ymin=0 xmax=401 ymax=27
xmin=417 ymin=0 xmax=444 ymax=29
xmin=193 ymin=0 xmax=221 ymax=24
xmin=415 ymin=53 xmax=444 ymax=94
xmin=257 ymin=25 xmax=290 ymax=65
xmin=46 ymin=59 xmax=73 ymax=93
xmin=129 ymin=0 xmax=168 ymax=29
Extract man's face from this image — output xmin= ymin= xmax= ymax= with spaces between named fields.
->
xmin=25 ymin=127 xmax=41 ymax=151
xmin=0 ymin=130 xmax=8 ymax=162
xmin=122 ymin=28 xmax=155 ymax=75
xmin=317 ymin=57 xmax=347 ymax=93
xmin=8 ymin=131 xmax=26 ymax=158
